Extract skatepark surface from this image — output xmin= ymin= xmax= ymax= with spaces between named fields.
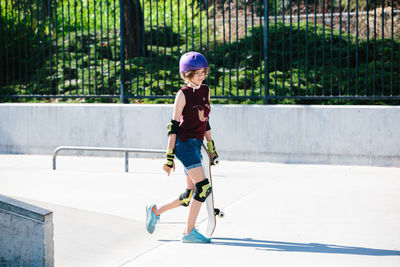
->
xmin=1 ymin=154 xmax=400 ymax=267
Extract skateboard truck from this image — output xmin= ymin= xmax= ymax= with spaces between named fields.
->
xmin=214 ymin=208 xmax=224 ymax=218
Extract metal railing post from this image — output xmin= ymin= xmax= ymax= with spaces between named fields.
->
xmin=125 ymin=151 xmax=129 ymax=172
xmin=52 ymin=149 xmax=58 ymax=170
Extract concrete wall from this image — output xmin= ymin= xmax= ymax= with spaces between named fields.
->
xmin=0 ymin=103 xmax=399 ymax=166
xmin=0 ymin=195 xmax=54 ymax=267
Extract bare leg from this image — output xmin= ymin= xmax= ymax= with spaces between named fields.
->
xmin=185 ymin=166 xmax=207 ymax=234
xmin=155 ymin=176 xmax=195 ymax=215
xmin=156 ymin=199 xmax=180 ymax=215
xmin=185 ymin=175 xmax=195 ymax=189
xmin=185 ymin=200 xmax=202 ymax=234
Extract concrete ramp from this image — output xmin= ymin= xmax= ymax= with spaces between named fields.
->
xmin=13 ymin=198 xmax=182 ymax=267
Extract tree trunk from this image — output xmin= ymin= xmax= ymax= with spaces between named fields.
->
xmin=318 ymin=0 xmax=330 ymax=13
xmin=123 ymin=0 xmax=146 ymax=59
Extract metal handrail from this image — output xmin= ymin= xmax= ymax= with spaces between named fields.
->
xmin=52 ymin=146 xmax=165 ymax=173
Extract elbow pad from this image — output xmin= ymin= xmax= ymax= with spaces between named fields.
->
xmin=167 ymin=120 xmax=179 ymax=135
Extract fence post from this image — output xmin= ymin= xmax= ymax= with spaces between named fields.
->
xmin=119 ymin=0 xmax=126 ymax=103
xmin=263 ymin=0 xmax=269 ymax=104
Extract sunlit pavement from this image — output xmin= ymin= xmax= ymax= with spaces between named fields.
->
xmin=1 ymin=154 xmax=399 ymax=267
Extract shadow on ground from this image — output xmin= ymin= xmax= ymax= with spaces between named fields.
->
xmin=159 ymin=237 xmax=400 ymax=256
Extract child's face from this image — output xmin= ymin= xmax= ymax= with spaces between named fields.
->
xmin=190 ymin=68 xmax=207 ymax=85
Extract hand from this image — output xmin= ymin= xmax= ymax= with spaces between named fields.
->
xmin=163 ymin=162 xmax=175 ymax=176
xmin=210 ymin=152 xmax=219 ymax=165
xmin=207 ymin=140 xmax=219 ymax=165
xmin=163 ymin=149 xmax=175 ymax=176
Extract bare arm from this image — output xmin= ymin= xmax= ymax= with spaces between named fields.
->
xmin=205 ymin=89 xmax=219 ymax=164
xmin=163 ymin=91 xmax=185 ymax=175
xmin=205 ymin=89 xmax=212 ymax=142
xmin=167 ymin=90 xmax=185 ymax=149
xmin=205 ymin=129 xmax=212 ymax=142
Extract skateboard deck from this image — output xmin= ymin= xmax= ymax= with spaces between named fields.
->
xmin=201 ymin=144 xmax=223 ymax=238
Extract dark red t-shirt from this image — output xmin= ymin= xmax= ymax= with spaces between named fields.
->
xmin=178 ymin=84 xmax=211 ymax=141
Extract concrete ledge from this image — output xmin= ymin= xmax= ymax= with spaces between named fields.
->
xmin=0 ymin=195 xmax=54 ymax=267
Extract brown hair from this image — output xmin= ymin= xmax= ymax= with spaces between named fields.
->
xmin=179 ymin=67 xmax=210 ymax=83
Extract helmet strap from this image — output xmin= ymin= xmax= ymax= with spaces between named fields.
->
xmin=187 ymin=81 xmax=201 ymax=91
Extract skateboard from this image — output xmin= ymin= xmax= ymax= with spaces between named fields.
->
xmin=201 ymin=144 xmax=224 ymax=238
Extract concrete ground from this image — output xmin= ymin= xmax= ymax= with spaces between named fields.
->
xmin=0 ymin=154 xmax=400 ymax=267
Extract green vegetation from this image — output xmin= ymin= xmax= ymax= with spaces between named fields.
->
xmin=1 ymin=0 xmax=399 ymax=104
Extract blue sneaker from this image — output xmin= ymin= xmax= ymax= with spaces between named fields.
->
xmin=181 ymin=228 xmax=211 ymax=243
xmin=146 ymin=204 xmax=160 ymax=234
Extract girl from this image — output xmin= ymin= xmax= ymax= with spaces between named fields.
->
xmin=146 ymin=51 xmax=219 ymax=243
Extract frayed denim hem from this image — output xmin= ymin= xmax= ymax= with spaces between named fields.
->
xmin=185 ymin=162 xmax=203 ymax=172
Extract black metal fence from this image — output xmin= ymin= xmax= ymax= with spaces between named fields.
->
xmin=1 ymin=0 xmax=399 ymax=104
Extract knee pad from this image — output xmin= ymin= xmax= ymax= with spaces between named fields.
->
xmin=193 ymin=179 xmax=212 ymax=203
xmin=179 ymin=189 xmax=193 ymax=207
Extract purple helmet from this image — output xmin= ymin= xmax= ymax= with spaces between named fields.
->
xmin=179 ymin=51 xmax=208 ymax=73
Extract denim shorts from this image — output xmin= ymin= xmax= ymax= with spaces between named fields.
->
xmin=175 ymin=138 xmax=203 ymax=173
